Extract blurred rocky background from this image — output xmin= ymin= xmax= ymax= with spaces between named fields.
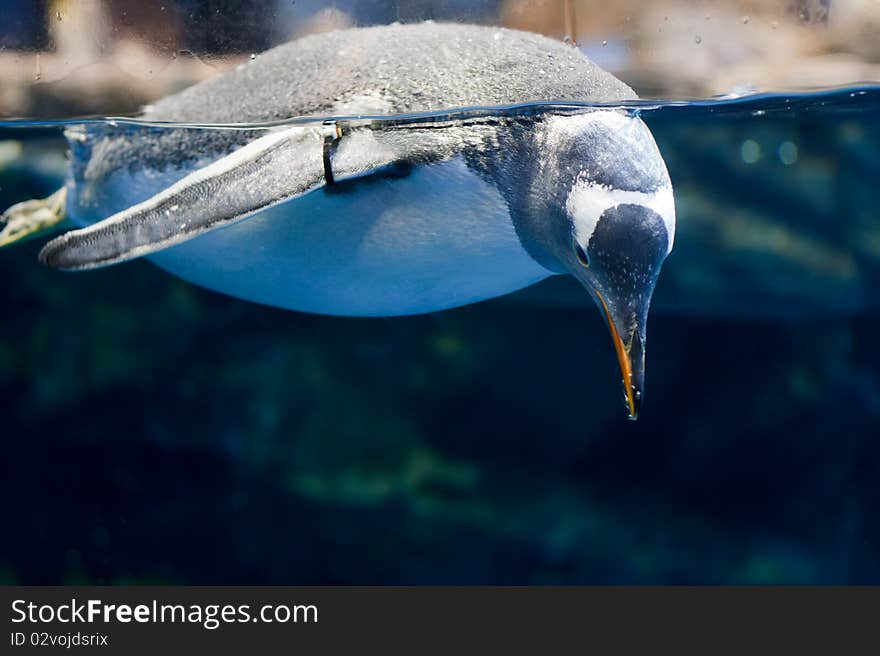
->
xmin=1 ymin=1 xmax=880 ymax=585
xmin=1 ymin=0 xmax=880 ymax=117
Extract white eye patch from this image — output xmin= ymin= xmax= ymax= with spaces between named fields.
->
xmin=566 ymin=180 xmax=676 ymax=254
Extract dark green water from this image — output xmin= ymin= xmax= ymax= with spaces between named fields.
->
xmin=1 ymin=87 xmax=879 ymax=583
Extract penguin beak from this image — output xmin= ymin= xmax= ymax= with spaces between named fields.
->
xmin=595 ymin=291 xmax=646 ymax=421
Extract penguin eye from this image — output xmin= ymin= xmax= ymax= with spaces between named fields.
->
xmin=573 ymin=239 xmax=590 ymax=267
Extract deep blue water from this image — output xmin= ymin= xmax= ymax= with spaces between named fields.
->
xmin=1 ymin=87 xmax=879 ymax=584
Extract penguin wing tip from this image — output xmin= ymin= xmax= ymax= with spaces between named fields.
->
xmin=37 ymin=237 xmax=63 ymax=268
xmin=38 ymin=233 xmax=79 ymax=270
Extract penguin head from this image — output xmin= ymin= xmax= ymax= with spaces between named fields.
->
xmin=530 ymin=111 xmax=675 ymax=420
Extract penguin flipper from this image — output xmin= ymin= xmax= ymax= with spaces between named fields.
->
xmin=38 ymin=125 xmax=415 ymax=270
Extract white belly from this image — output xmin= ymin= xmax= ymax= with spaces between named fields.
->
xmin=71 ymin=157 xmax=552 ymax=316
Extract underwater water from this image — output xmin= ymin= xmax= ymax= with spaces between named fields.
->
xmin=1 ymin=86 xmax=880 ymax=584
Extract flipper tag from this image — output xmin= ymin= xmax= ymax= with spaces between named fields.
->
xmin=321 ymin=120 xmax=343 ymax=186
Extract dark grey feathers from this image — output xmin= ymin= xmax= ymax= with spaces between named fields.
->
xmin=49 ymin=23 xmax=640 ymax=270
xmin=80 ymin=23 xmax=637 ymax=180
xmin=147 ymin=22 xmax=636 ymax=122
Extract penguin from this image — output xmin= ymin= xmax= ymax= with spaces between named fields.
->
xmin=2 ymin=22 xmax=675 ymax=419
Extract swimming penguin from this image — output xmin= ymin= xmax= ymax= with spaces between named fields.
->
xmin=1 ymin=22 xmax=675 ymax=419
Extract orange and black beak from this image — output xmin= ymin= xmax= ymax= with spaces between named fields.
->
xmin=568 ymin=203 xmax=670 ymax=420
xmin=596 ymin=291 xmax=647 ymax=421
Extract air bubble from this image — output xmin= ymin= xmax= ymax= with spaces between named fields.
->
xmin=694 ymin=35 xmax=702 ymax=44
xmin=778 ymin=141 xmax=798 ymax=165
xmin=741 ymin=139 xmax=761 ymax=164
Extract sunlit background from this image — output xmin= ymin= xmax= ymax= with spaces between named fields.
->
xmin=1 ymin=0 xmax=879 ymax=118
xmin=1 ymin=0 xmax=879 ymax=584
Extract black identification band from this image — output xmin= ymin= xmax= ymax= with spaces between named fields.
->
xmin=322 ymin=121 xmax=342 ymax=186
